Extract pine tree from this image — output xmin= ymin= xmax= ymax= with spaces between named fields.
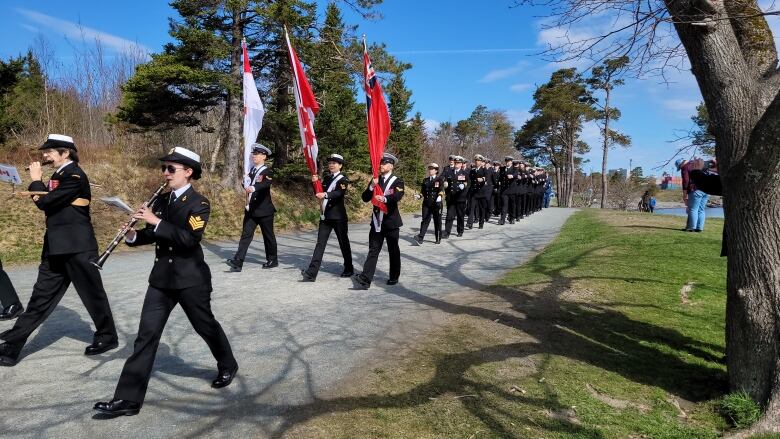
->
xmin=309 ymin=2 xmax=367 ymax=172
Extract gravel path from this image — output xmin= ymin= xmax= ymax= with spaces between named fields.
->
xmin=0 ymin=208 xmax=575 ymax=438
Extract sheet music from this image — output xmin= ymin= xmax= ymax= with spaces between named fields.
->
xmin=99 ymin=196 xmax=134 ymax=214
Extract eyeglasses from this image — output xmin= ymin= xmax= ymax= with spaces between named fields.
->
xmin=161 ymin=165 xmax=185 ymax=173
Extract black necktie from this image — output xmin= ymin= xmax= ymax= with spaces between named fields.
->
xmin=169 ymin=192 xmax=177 ymax=205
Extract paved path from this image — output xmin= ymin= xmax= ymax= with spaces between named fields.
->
xmin=0 ymin=208 xmax=575 ymax=438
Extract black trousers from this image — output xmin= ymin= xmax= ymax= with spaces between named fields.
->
xmin=445 ymin=200 xmax=466 ymax=235
xmin=500 ymin=192 xmax=515 ymax=221
xmin=305 ymin=219 xmax=353 ymax=277
xmin=114 ymin=284 xmax=237 ymax=404
xmin=0 ymin=251 xmax=117 ymax=347
xmin=234 ymin=213 xmax=277 ymax=263
xmin=516 ymin=193 xmax=526 ymax=219
xmin=0 ymin=259 xmax=21 ymax=307
xmin=418 ymin=202 xmax=442 ymax=239
xmin=361 ymin=227 xmax=400 ymax=283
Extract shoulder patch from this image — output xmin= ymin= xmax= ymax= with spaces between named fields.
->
xmin=181 ymin=195 xmax=188 ymax=202
xmin=188 ymin=215 xmax=205 ymax=230
xmin=396 ymin=186 xmax=404 ymax=192
xmin=339 ymin=183 xmax=347 ymax=189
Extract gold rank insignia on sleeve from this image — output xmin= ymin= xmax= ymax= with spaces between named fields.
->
xmin=71 ymin=174 xmax=80 ymax=179
xmin=201 ymin=201 xmax=209 ymax=206
xmin=188 ymin=215 xmax=205 ymax=230
xmin=339 ymin=183 xmax=347 ymax=189
xmin=397 ymin=186 xmax=404 ymax=192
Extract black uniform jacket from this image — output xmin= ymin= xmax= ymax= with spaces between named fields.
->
xmin=246 ymin=165 xmax=275 ymax=217
xmin=321 ymin=172 xmax=349 ymax=221
xmin=446 ymin=168 xmax=470 ymax=202
xmin=362 ymin=174 xmax=405 ymax=230
xmin=469 ymin=167 xmax=489 ymax=198
xmin=29 ymin=162 xmax=98 ymax=256
xmin=127 ymin=187 xmax=211 ymax=290
xmin=500 ymin=166 xmax=518 ymax=194
xmin=420 ymin=175 xmax=445 ymax=206
xmin=518 ymin=170 xmax=532 ymax=194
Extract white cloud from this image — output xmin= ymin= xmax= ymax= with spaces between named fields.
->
xmin=16 ymin=8 xmax=151 ymax=56
xmin=479 ymin=62 xmax=527 ymax=83
xmin=505 ymin=110 xmax=532 ymax=129
xmin=662 ymin=98 xmax=699 ymax=115
xmin=510 ymin=83 xmax=532 ymax=93
xmin=424 ymin=119 xmax=440 ymax=134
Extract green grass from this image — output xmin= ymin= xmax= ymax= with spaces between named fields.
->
xmin=285 ymin=210 xmax=732 ymax=438
xmin=720 ymin=392 xmax=761 ymax=429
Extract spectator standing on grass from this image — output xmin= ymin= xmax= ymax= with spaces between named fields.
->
xmin=649 ymin=196 xmax=656 ymax=213
xmin=676 ymin=158 xmax=709 ymax=232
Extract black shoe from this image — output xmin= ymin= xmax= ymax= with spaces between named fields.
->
xmin=262 ymin=260 xmax=278 ymax=269
xmin=386 ymin=279 xmax=398 ymax=286
xmin=498 ymin=220 xmax=505 ymax=225
xmin=226 ymin=259 xmax=243 ymax=272
xmin=694 ymin=229 xmax=703 ymax=232
xmin=300 ymin=270 xmax=316 ymax=282
xmin=508 ymin=219 xmax=515 ymax=224
xmin=0 ymin=303 xmax=23 ymax=320
xmin=351 ymin=274 xmax=370 ymax=290
xmin=0 ymin=343 xmax=21 ymax=367
xmin=478 ymin=223 xmax=484 ymax=229
xmin=414 ymin=235 xmax=424 ymax=245
xmin=435 ymin=236 xmax=441 ymax=244
xmin=212 ymin=365 xmax=238 ymax=389
xmin=456 ymin=233 xmax=463 ymax=237
xmin=466 ymin=224 xmax=473 ymax=229
xmin=340 ymin=269 xmax=354 ymax=278
xmin=442 ymin=233 xmax=450 ymax=239
xmin=94 ymin=399 xmax=141 ymax=416
xmin=85 ymin=340 xmax=119 ymax=356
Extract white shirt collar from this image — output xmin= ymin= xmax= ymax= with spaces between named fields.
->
xmin=332 ymin=171 xmax=341 ymax=177
xmin=56 ymin=161 xmax=74 ymax=173
xmin=171 ymin=183 xmax=191 ymax=199
xmin=382 ymin=171 xmax=393 ymax=179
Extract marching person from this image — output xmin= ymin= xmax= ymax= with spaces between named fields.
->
xmin=0 ymin=259 xmax=23 ymax=320
xmin=352 ymin=153 xmax=405 ymax=289
xmin=489 ymin=160 xmax=501 ymax=217
xmin=499 ymin=156 xmax=517 ymax=225
xmin=226 ymin=143 xmax=278 ymax=272
xmin=0 ymin=134 xmax=118 ymax=366
xmin=414 ymin=163 xmax=445 ymax=245
xmin=443 ymin=156 xmax=469 ymax=238
xmin=95 ymin=147 xmax=238 ymax=417
xmin=301 ymin=154 xmax=354 ymax=281
xmin=467 ymin=155 xmax=489 ymax=229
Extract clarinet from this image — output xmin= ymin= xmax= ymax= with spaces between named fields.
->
xmin=91 ymin=181 xmax=168 ymax=270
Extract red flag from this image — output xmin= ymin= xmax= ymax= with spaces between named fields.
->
xmin=285 ymin=28 xmax=323 ymax=194
xmin=363 ymin=37 xmax=392 ymax=212
xmin=242 ymin=39 xmax=265 ymax=177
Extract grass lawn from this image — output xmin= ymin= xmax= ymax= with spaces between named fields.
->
xmin=284 ymin=209 xmax=734 ymax=438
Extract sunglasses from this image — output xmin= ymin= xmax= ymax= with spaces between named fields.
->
xmin=161 ymin=165 xmax=185 ymax=173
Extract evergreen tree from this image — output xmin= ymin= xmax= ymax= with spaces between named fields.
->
xmin=309 ymin=2 xmax=367 ymax=172
xmin=0 ymin=52 xmax=46 ymax=146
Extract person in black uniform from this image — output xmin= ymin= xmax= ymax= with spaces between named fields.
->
xmin=516 ymin=161 xmax=530 ymax=220
xmin=467 ymin=155 xmax=489 ymax=229
xmin=95 ymin=147 xmax=238 ymax=417
xmin=0 ymin=134 xmax=118 ymax=366
xmin=227 ymin=144 xmax=277 ymax=272
xmin=352 ymin=153 xmax=405 ymax=289
xmin=443 ymin=156 xmax=469 ymax=238
xmin=499 ymin=156 xmax=517 ymax=225
xmin=489 ymin=160 xmax=501 ymax=217
xmin=0 ymin=259 xmax=23 ymax=320
xmin=301 ymin=154 xmax=353 ymax=281
xmin=414 ymin=163 xmax=445 ymax=245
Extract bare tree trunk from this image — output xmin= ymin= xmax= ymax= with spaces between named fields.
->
xmin=601 ymin=88 xmax=610 ymax=209
xmin=665 ymin=0 xmax=780 ymax=429
xmin=221 ymin=7 xmax=244 ymax=187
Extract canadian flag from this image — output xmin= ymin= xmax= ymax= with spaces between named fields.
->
xmin=242 ymin=38 xmax=265 ymax=176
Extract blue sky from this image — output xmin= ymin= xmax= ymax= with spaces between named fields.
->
xmin=2 ymin=1 xmax=777 ymax=176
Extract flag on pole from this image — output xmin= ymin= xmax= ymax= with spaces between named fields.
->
xmin=242 ymin=39 xmax=265 ymax=177
xmin=285 ymin=28 xmax=323 ymax=194
xmin=363 ymin=36 xmax=392 ymax=212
